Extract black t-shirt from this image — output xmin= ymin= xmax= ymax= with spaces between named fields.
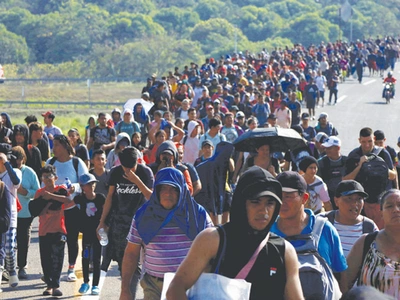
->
xmin=109 ymin=164 xmax=154 ymax=219
xmin=90 ymin=126 xmax=116 ymax=154
xmin=74 ymin=193 xmax=105 ymax=238
xmin=75 ymin=144 xmax=89 ymax=162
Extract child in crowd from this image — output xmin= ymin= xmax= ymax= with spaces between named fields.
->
xmin=34 ymin=165 xmax=71 ymax=297
xmin=74 ymin=173 xmax=105 ymax=295
xmin=89 ymin=149 xmax=110 ymax=198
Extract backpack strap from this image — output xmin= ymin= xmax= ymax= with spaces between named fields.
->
xmin=49 ymin=156 xmax=79 ymax=178
xmin=324 ymin=210 xmax=336 ymax=226
xmin=361 ymin=216 xmax=376 ymax=234
xmin=213 ymin=225 xmax=227 ymax=274
xmin=358 ymin=231 xmax=379 ymax=283
xmin=308 ymin=180 xmax=324 ymax=191
xmin=48 ymin=157 xmax=57 ymax=166
xmin=286 ymin=216 xmax=326 ymax=253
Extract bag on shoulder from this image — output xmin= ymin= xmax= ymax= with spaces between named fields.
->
xmin=0 ymin=182 xmax=11 ymax=233
xmin=359 ymin=151 xmax=388 ymax=203
xmin=285 ymin=216 xmax=341 ymax=300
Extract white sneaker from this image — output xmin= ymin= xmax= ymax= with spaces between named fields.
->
xmin=9 ymin=274 xmax=18 ymax=288
xmin=67 ymin=270 xmax=77 ymax=282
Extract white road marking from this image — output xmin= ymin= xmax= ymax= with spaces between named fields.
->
xmin=336 ymin=95 xmax=347 ymax=104
xmin=80 ymin=270 xmax=107 ymax=299
xmin=363 ymin=79 xmax=376 ymax=86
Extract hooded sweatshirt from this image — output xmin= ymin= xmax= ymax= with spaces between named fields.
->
xmin=12 ymin=124 xmax=42 ymax=180
xmin=182 ymin=121 xmax=200 ymax=165
xmin=149 ymin=141 xmax=193 ymax=195
xmin=105 ymin=132 xmax=131 ymax=170
xmin=115 ymin=109 xmax=140 ymax=138
xmin=217 ymin=167 xmax=286 ymax=299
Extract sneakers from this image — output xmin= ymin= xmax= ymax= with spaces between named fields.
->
xmin=79 ymin=283 xmax=90 ymax=294
xmin=67 ymin=269 xmax=77 ymax=282
xmin=9 ymin=274 xmax=19 ymax=288
xmin=18 ymin=268 xmax=28 ymax=280
xmin=91 ymin=286 xmax=100 ymax=295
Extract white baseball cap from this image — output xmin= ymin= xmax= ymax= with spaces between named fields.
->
xmin=322 ymin=136 xmax=341 ymax=148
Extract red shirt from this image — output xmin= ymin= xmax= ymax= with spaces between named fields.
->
xmin=35 ymin=185 xmax=68 ymax=236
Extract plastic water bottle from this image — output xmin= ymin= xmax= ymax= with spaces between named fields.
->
xmin=98 ymin=228 xmax=108 ymax=246
xmin=64 ymin=177 xmax=72 ymax=189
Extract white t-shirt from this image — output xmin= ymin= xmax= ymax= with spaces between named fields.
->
xmin=0 ymin=168 xmax=22 ymax=228
xmin=306 ymin=175 xmax=330 ymax=213
xmin=315 ymin=75 xmax=327 ymax=91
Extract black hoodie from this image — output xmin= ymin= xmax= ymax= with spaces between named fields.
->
xmin=12 ymin=124 xmax=42 ymax=180
xmin=217 ymin=167 xmax=286 ymax=300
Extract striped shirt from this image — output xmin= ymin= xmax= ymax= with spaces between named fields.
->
xmin=127 ymin=217 xmax=212 ymax=278
xmin=333 ymin=220 xmax=378 ymax=257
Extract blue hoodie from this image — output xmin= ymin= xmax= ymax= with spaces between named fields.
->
xmin=135 ymin=167 xmax=208 ymax=245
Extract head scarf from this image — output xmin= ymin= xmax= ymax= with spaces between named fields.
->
xmin=1 ymin=113 xmax=12 ymax=129
xmin=133 ymin=103 xmax=148 ymax=123
xmin=135 ymin=167 xmax=208 ymax=244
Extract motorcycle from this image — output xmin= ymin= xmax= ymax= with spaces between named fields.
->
xmin=383 ymin=82 xmax=394 ymax=104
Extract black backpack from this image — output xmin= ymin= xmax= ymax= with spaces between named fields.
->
xmin=359 ymin=150 xmax=388 ymax=203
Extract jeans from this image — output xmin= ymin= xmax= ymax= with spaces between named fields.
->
xmin=39 ymin=233 xmax=66 ymax=288
xmin=64 ymin=206 xmax=80 ymax=266
xmin=82 ymin=233 xmax=102 ymax=286
xmin=17 ymin=217 xmax=34 ymax=269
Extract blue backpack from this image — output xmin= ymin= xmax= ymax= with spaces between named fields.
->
xmin=285 ymin=217 xmax=342 ymax=300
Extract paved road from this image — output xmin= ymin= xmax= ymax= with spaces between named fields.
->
xmin=1 ymin=65 xmax=399 ymax=299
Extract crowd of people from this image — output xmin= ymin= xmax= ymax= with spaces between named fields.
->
xmin=0 ymin=37 xmax=399 ymax=299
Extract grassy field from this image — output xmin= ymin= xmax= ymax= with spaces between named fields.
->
xmin=0 ymin=80 xmax=146 ymax=137
xmin=0 ymin=81 xmax=144 ymax=105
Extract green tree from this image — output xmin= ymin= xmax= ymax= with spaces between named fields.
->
xmin=92 ymin=35 xmax=203 ymax=78
xmin=268 ymin=0 xmax=315 ymax=19
xmin=236 ymin=6 xmax=285 ymax=42
xmin=153 ymin=8 xmax=200 ymax=36
xmin=277 ymin=12 xmax=339 ymax=46
xmin=0 ymin=8 xmax=33 ymax=36
xmin=108 ymin=13 xmax=164 ymax=43
xmin=0 ymin=24 xmax=29 ymax=64
xmin=194 ymin=0 xmax=226 ymax=21
xmin=190 ymin=18 xmax=248 ymax=56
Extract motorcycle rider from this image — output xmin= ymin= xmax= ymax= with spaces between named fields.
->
xmin=382 ymin=71 xmax=396 ymax=98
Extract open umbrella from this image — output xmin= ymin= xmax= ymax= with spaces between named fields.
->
xmin=233 ymin=127 xmax=306 ymax=153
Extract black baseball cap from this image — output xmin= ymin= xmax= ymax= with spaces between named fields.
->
xmin=301 ymin=112 xmax=310 ymax=120
xmin=241 ymin=168 xmax=282 ymax=204
xmin=335 ymin=180 xmax=369 ymax=198
xmin=276 ymin=171 xmax=307 ymax=194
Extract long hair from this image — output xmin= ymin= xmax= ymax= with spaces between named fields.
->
xmin=54 ymin=134 xmax=75 ymax=156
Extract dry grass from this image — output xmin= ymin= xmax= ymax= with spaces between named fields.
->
xmin=0 ymin=81 xmax=146 ymax=136
xmin=0 ymin=81 xmax=144 ymax=104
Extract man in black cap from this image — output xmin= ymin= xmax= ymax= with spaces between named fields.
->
xmin=319 ymin=180 xmax=378 ymax=257
xmin=167 ymin=167 xmax=303 ymax=299
xmin=300 ymin=112 xmax=316 ymax=142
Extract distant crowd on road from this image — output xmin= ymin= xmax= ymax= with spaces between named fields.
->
xmin=0 ymin=36 xmax=399 ymax=299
